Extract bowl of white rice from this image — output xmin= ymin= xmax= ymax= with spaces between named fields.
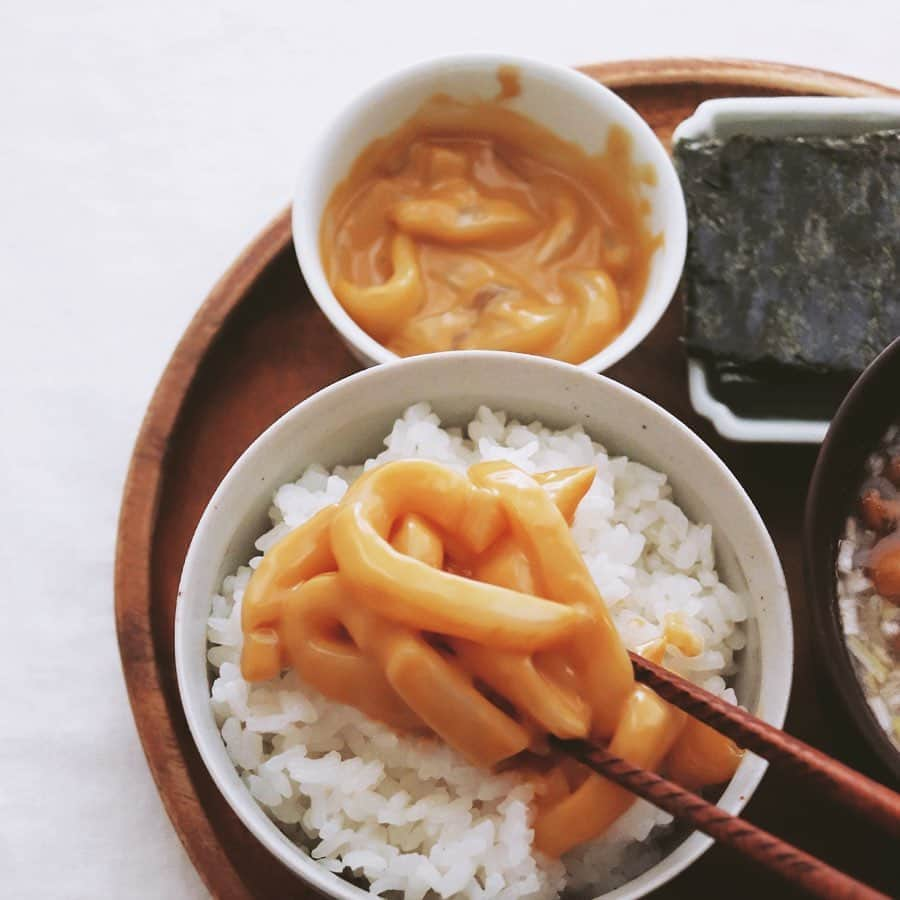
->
xmin=175 ymin=350 xmax=792 ymax=900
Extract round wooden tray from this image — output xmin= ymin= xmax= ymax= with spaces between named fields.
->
xmin=115 ymin=58 xmax=900 ymax=899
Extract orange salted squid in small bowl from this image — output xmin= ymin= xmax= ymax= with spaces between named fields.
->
xmin=293 ymin=54 xmax=686 ymax=371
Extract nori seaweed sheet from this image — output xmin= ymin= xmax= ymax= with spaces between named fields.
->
xmin=676 ymin=131 xmax=900 ymax=384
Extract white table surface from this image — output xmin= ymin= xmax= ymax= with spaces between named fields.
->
xmin=3 ymin=1 xmax=899 ymax=896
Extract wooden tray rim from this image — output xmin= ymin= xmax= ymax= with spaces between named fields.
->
xmin=114 ymin=56 xmax=899 ymax=899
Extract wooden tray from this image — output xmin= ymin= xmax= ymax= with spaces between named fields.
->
xmin=115 ymin=58 xmax=900 ymax=899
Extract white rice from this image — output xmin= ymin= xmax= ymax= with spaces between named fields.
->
xmin=207 ymin=404 xmax=746 ymax=899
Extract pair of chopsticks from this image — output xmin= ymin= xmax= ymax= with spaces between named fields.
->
xmin=551 ymin=652 xmax=900 ymax=900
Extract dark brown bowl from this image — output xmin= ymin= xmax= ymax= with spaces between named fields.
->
xmin=804 ymin=336 xmax=900 ymax=784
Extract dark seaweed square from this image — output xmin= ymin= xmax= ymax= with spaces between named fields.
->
xmin=676 ymin=131 xmax=900 ymax=381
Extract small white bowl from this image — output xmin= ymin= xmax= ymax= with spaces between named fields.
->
xmin=674 ymin=96 xmax=900 ymax=444
xmin=292 ymin=53 xmax=686 ymax=372
xmin=175 ymin=351 xmax=792 ymax=900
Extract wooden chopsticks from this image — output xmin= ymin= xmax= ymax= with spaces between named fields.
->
xmin=549 ymin=653 xmax=900 ymax=900
xmin=554 ymin=738 xmax=889 ymax=900
xmin=627 ymin=651 xmax=900 ymax=838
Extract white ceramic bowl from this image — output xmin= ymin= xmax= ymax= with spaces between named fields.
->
xmin=674 ymin=96 xmax=900 ymax=444
xmin=175 ymin=351 xmax=792 ymax=900
xmin=292 ymin=54 xmax=687 ymax=372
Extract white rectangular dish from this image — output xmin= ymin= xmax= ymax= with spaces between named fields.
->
xmin=673 ymin=96 xmax=900 ymax=444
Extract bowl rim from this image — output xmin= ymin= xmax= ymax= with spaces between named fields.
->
xmin=804 ymin=336 xmax=900 ymax=783
xmin=687 ymin=359 xmax=829 ymax=445
xmin=176 ymin=350 xmax=792 ymax=900
xmin=291 ymin=52 xmax=687 ymax=373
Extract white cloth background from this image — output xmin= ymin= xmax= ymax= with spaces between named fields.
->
xmin=2 ymin=1 xmax=898 ymax=896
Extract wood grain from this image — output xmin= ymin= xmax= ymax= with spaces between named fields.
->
xmin=114 ymin=58 xmax=900 ymax=900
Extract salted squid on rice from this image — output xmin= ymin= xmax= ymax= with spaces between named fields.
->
xmin=283 ymin=572 xmax=532 ymax=767
xmin=239 ymin=457 xmax=743 ymax=857
xmin=329 ymin=460 xmax=584 ymax=651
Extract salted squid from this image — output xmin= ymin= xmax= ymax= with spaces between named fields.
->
xmin=329 ymin=460 xmax=584 ymax=651
xmin=333 ymin=234 xmax=424 ymax=341
xmin=550 ymin=269 xmax=623 ymax=364
xmin=239 ymin=458 xmax=742 ymax=857
xmin=468 ymin=460 xmax=634 ymax=739
xmin=320 ymin=95 xmax=660 ymax=363
xmin=278 ymin=571 xmax=421 ymax=732
xmin=240 ymin=505 xmax=336 ymax=682
xmin=533 ymin=686 xmax=686 ymax=857
xmin=391 ymin=191 xmax=540 ymax=246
